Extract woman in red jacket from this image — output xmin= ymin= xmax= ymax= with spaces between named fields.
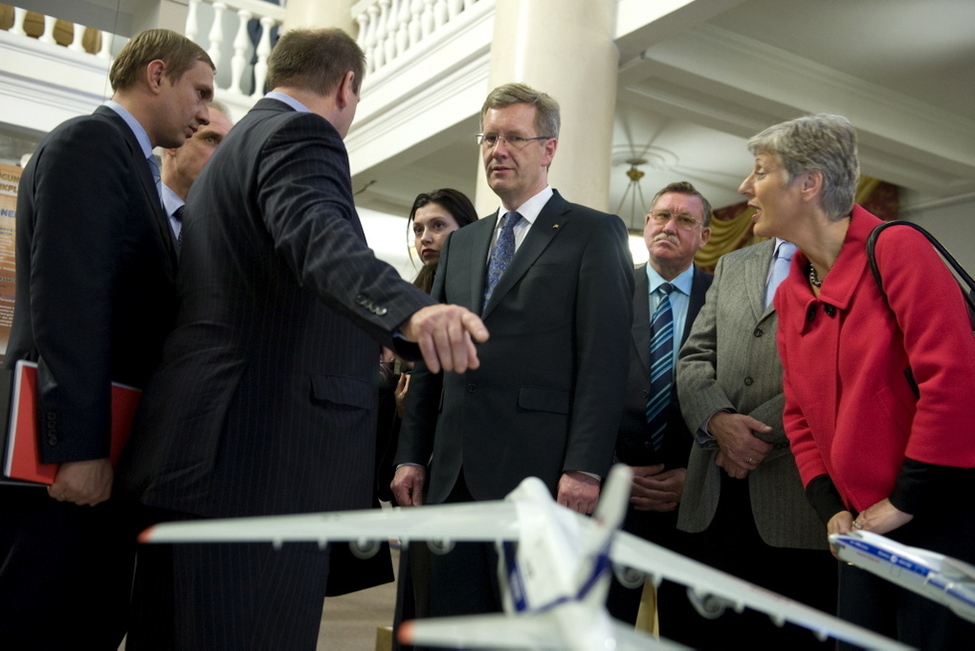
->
xmin=738 ymin=113 xmax=975 ymax=649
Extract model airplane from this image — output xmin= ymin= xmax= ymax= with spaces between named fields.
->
xmin=830 ymin=529 xmax=975 ymax=624
xmin=141 ymin=466 xmax=905 ymax=650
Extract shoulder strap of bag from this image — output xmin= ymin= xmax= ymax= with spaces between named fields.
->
xmin=867 ymin=220 xmax=975 ymax=332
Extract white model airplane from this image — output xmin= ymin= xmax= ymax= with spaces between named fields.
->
xmin=141 ymin=466 xmax=904 ymax=650
xmin=830 ymin=529 xmax=975 ymax=624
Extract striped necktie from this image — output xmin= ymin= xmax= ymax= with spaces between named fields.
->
xmin=482 ymin=211 xmax=522 ymax=311
xmin=646 ymin=283 xmax=675 ymax=451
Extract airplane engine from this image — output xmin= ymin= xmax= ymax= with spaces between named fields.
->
xmin=688 ymin=588 xmax=733 ymax=619
xmin=350 ymin=538 xmax=382 ymax=559
xmin=427 ymin=539 xmax=456 ymax=555
xmin=612 ymin=563 xmax=646 ymax=589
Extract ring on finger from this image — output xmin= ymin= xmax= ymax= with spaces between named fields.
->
xmin=852 ymin=520 xmax=864 ymax=530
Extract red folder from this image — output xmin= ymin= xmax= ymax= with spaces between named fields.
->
xmin=3 ymin=360 xmax=141 ymax=484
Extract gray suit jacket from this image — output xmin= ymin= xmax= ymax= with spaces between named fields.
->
xmin=676 ymin=239 xmax=825 ymax=549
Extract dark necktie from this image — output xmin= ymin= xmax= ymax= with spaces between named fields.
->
xmin=148 ymin=155 xmax=163 ymax=207
xmin=646 ymin=283 xmax=675 ymax=451
xmin=482 ymin=211 xmax=521 ymax=311
xmin=173 ymin=205 xmax=184 ymax=255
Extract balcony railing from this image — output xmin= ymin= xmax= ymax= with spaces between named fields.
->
xmin=351 ymin=0 xmax=481 ymax=76
xmin=0 ymin=3 xmax=115 ymax=57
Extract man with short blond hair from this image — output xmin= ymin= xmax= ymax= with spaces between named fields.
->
xmin=0 ymin=27 xmax=213 ymax=648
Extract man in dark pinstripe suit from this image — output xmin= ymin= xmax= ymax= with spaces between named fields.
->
xmin=117 ymin=29 xmax=487 ymax=650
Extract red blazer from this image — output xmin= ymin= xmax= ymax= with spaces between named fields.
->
xmin=775 ymin=206 xmax=975 ymax=512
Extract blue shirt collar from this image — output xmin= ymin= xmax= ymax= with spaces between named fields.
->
xmin=646 ymin=263 xmax=695 ymax=296
xmin=265 ymin=90 xmax=311 ymax=113
xmin=103 ymin=100 xmax=153 ymax=160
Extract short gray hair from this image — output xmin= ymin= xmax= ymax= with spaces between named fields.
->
xmin=747 ymin=114 xmax=859 ymax=220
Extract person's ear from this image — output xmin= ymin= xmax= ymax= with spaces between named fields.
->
xmin=336 ymin=71 xmax=357 ymax=109
xmin=800 ymin=169 xmax=824 ymax=202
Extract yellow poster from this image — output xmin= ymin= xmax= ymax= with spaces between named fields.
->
xmin=0 ymin=163 xmax=21 ymax=361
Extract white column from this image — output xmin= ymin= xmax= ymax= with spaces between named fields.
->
xmin=474 ymin=0 xmax=619 ymax=215
xmin=283 ymin=0 xmax=357 ymax=37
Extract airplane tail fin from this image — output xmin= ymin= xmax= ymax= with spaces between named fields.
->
xmin=574 ymin=464 xmax=633 ymax=607
xmin=593 ymin=464 xmax=632 ymax=530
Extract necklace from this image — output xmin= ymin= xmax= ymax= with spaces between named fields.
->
xmin=808 ymin=263 xmax=824 ymax=287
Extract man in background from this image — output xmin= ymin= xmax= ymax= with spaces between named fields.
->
xmin=159 ymin=99 xmax=233 ymax=245
xmin=0 ymin=29 xmax=213 ymax=648
xmin=393 ymin=82 xmax=634 ymax=617
xmin=606 ymin=181 xmax=712 ymax=643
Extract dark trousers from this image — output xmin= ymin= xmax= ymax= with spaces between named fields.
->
xmin=682 ymin=474 xmax=837 ymax=650
xmin=127 ymin=507 xmax=331 ymax=651
xmin=426 ymin=471 xmax=503 ymax=618
xmin=0 ymin=485 xmax=135 ymax=650
xmin=605 ymin=503 xmax=704 ymax=646
xmin=837 ymin=471 xmax=975 ymax=651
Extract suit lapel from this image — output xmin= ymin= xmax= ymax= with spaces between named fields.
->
xmin=748 ymin=240 xmax=777 ymax=323
xmin=96 ymin=106 xmax=179 ymax=275
xmin=480 ymin=194 xmax=569 ymax=318
xmin=469 ymin=212 xmax=498 ymax=311
xmin=632 ymin=266 xmax=651 ymax=376
xmin=681 ymin=267 xmax=709 ymax=344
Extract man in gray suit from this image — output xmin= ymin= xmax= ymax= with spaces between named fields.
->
xmin=606 ymin=182 xmax=711 ymax=641
xmin=676 ymin=238 xmax=836 ymax=648
xmin=117 ymin=29 xmax=487 ymax=650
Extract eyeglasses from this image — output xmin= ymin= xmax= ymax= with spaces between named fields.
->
xmin=648 ymin=210 xmax=704 ymax=231
xmin=476 ymin=133 xmax=552 ymax=149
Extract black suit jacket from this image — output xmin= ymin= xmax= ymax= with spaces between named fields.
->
xmin=5 ymin=105 xmax=178 ymax=462
xmin=397 ymin=191 xmax=634 ymax=503
xmin=116 ymin=98 xmax=435 ymax=519
xmin=616 ymin=263 xmax=711 ymax=471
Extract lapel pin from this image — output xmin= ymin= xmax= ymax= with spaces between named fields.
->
xmin=552 ymin=224 xmax=560 ymax=229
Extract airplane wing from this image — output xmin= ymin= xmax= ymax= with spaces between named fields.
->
xmin=604 ymin=526 xmax=910 ymax=650
xmin=140 ymin=502 xmax=522 ymax=547
xmin=398 ymin=612 xmax=688 ymax=650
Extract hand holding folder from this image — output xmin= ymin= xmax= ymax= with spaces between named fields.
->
xmin=3 ymin=360 xmax=141 ymax=485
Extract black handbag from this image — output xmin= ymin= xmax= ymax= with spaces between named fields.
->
xmin=867 ymin=220 xmax=975 ymax=332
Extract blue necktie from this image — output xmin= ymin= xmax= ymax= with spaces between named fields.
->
xmin=765 ymin=241 xmax=797 ymax=308
xmin=646 ymin=283 xmax=675 ymax=451
xmin=482 ymin=211 xmax=521 ymax=311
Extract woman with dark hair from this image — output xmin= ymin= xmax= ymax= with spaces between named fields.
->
xmin=738 ymin=113 xmax=975 ymax=649
xmin=408 ymin=188 xmax=478 ymax=294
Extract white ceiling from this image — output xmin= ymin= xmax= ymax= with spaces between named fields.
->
xmin=353 ymin=0 xmax=975 ymax=231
